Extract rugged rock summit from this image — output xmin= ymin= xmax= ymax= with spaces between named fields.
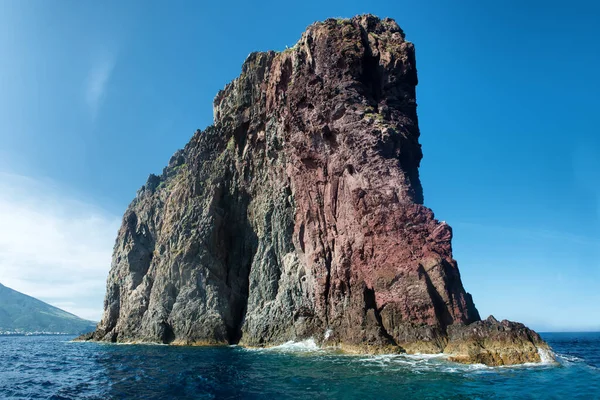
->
xmin=85 ymin=15 xmax=551 ymax=365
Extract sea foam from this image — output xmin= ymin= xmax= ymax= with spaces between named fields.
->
xmin=247 ymin=338 xmax=321 ymax=353
xmin=537 ymin=346 xmax=557 ymax=364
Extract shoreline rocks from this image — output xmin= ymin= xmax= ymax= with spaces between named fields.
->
xmin=445 ymin=316 xmax=553 ymax=365
xmin=77 ymin=315 xmax=554 ymax=366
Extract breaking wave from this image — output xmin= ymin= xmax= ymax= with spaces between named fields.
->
xmin=537 ymin=346 xmax=557 ymax=364
xmin=247 ymin=338 xmax=322 ymax=353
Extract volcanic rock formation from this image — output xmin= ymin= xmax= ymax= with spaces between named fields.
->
xmin=84 ymin=15 xmax=551 ymax=366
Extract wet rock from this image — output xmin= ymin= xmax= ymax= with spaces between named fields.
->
xmin=445 ymin=316 xmax=553 ymax=365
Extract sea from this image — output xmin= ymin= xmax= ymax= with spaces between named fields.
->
xmin=0 ymin=332 xmax=598 ymax=399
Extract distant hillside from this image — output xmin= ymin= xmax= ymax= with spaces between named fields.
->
xmin=0 ymin=283 xmax=97 ymax=335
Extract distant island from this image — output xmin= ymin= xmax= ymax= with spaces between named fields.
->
xmin=0 ymin=282 xmax=96 ymax=335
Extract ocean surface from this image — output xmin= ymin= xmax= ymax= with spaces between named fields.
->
xmin=1 ymin=333 xmax=599 ymax=399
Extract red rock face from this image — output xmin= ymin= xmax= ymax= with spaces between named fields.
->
xmin=214 ymin=15 xmax=480 ymax=350
xmin=88 ymin=15 xmax=550 ymax=365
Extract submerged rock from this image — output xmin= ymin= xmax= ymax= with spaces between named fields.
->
xmin=85 ymin=15 xmax=551 ymax=366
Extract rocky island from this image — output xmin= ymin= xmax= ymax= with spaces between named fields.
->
xmin=81 ymin=15 xmax=552 ymax=366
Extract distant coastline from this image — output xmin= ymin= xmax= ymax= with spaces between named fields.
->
xmin=0 ymin=283 xmax=97 ymax=336
xmin=0 ymin=331 xmax=79 ymax=336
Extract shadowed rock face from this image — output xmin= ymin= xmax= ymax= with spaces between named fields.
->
xmin=87 ymin=15 xmax=551 ymax=366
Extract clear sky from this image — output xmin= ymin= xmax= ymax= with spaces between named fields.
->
xmin=0 ymin=1 xmax=598 ymax=331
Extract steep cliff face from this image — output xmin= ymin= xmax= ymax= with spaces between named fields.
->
xmin=88 ymin=15 xmax=550 ymax=365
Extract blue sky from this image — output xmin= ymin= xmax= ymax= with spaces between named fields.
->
xmin=0 ymin=1 xmax=598 ymax=331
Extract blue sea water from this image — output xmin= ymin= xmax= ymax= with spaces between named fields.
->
xmin=0 ymin=333 xmax=599 ymax=399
